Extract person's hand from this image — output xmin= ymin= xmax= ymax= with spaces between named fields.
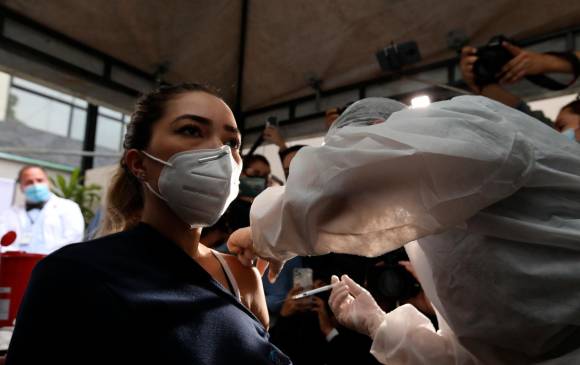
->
xmin=263 ymin=126 xmax=288 ymax=150
xmin=329 ymin=275 xmax=385 ymax=339
xmin=459 ymin=46 xmax=480 ymax=93
xmin=280 ymin=286 xmax=315 ymax=317
xmin=227 ymin=227 xmax=285 ymax=282
xmin=311 ymin=296 xmax=336 ymax=336
xmin=499 ymin=42 xmax=548 ymax=84
xmin=398 ymin=260 xmax=419 ymax=281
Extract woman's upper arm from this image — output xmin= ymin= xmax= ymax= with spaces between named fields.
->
xmin=248 ymin=266 xmax=269 ymax=329
xmin=226 ymin=256 xmax=270 ymax=328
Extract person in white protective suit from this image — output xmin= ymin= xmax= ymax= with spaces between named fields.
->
xmin=227 ymin=95 xmax=580 ymax=364
xmin=0 ymin=165 xmax=84 ymax=254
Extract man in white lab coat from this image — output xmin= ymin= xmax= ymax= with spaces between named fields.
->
xmin=0 ymin=166 xmax=84 ymax=254
xmin=228 ymin=96 xmax=580 ymax=364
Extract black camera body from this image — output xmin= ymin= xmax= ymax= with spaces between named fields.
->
xmin=473 ymin=35 xmax=514 ymax=87
xmin=376 ymin=41 xmax=421 ymax=72
xmin=366 ymin=248 xmax=420 ymax=303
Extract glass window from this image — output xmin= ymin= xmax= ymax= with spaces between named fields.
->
xmin=12 ymin=77 xmax=73 ymax=103
xmin=72 ymin=98 xmax=88 ymax=108
xmin=70 ymin=108 xmax=86 ymax=141
xmin=99 ymin=106 xmax=123 ymax=120
xmin=9 ymin=88 xmax=71 ymax=137
xmin=119 ymin=124 xmax=127 ymax=150
xmin=96 ymin=115 xmax=122 ymax=150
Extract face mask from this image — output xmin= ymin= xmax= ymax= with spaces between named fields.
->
xmin=24 ymin=183 xmax=51 ymax=204
xmin=142 ymin=145 xmax=242 ymax=228
xmin=561 ymin=128 xmax=578 ymax=142
xmin=240 ymin=176 xmax=267 ymax=198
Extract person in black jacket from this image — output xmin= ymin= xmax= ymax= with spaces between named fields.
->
xmin=6 ymin=83 xmax=290 ymax=365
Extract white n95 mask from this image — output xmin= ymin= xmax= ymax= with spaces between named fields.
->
xmin=141 ymin=145 xmax=242 ymax=228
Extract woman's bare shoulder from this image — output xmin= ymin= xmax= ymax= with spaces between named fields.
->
xmin=214 ymin=251 xmax=269 ymax=328
xmin=218 ymin=252 xmax=262 ymax=290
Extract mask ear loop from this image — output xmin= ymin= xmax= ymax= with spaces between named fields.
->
xmin=140 ymin=151 xmax=172 ymax=202
xmin=143 ymin=181 xmax=167 ymax=202
xmin=141 ymin=151 xmax=173 ymax=167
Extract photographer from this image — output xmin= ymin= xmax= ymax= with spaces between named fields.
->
xmin=460 ymin=41 xmax=580 ymax=128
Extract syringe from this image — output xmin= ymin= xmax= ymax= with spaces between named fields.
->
xmin=291 ymin=283 xmax=339 ymax=300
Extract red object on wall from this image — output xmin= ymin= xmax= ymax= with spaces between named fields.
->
xmin=0 ymin=232 xmax=16 ymax=247
xmin=0 ymin=252 xmax=45 ymax=327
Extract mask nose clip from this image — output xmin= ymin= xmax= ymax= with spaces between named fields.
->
xmin=198 ymin=150 xmax=228 ymax=164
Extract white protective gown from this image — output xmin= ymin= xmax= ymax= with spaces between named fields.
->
xmin=250 ymin=96 xmax=580 ymax=364
xmin=0 ymin=194 xmax=85 ymax=254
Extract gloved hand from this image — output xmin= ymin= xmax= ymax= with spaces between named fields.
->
xmin=329 ymin=275 xmax=386 ymax=339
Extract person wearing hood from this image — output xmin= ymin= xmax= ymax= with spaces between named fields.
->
xmin=228 ymin=96 xmax=580 ymax=364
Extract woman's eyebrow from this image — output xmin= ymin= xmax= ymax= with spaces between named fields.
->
xmin=224 ymin=125 xmax=240 ymax=134
xmin=172 ymin=115 xmax=239 ymax=133
xmin=171 ymin=114 xmax=212 ymax=126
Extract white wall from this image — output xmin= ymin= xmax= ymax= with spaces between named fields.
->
xmin=85 ymin=164 xmax=117 ymax=208
xmin=245 ymin=135 xmax=325 ymax=182
xmin=0 ymin=177 xmax=15 ymax=213
xmin=528 ymin=93 xmax=578 ymax=121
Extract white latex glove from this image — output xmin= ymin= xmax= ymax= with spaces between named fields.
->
xmin=329 ymin=275 xmax=386 ymax=338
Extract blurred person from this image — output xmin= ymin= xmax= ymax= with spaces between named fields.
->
xmin=227 ymin=154 xmax=272 ymax=232
xmin=0 ymin=165 xmax=84 ymax=254
xmin=554 ymin=98 xmax=580 ymax=142
xmin=325 ymin=102 xmax=355 ymax=130
xmin=365 ymin=249 xmax=436 ymax=328
xmin=460 ymin=42 xmax=580 ymax=128
xmin=280 ymin=145 xmax=307 ymax=178
xmin=6 ymin=83 xmax=289 ymax=365
xmin=229 ymin=96 xmax=580 ymax=364
xmin=325 ymin=107 xmax=341 ymax=129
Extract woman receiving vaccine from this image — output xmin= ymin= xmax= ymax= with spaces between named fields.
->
xmin=6 ymin=83 xmax=290 ymax=365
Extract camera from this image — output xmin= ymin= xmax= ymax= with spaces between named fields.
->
xmin=366 ymin=248 xmax=420 ymax=303
xmin=376 ymin=41 xmax=421 ymax=72
xmin=473 ymin=35 xmax=514 ymax=87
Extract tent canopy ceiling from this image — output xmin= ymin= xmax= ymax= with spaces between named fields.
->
xmin=2 ymin=0 xmax=580 ymax=112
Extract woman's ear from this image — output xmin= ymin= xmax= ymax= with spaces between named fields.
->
xmin=125 ymin=149 xmax=146 ymax=180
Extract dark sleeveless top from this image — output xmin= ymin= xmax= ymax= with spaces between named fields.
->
xmin=6 ymin=223 xmax=291 ymax=365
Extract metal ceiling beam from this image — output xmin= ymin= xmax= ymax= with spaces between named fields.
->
xmin=241 ymin=24 xmax=580 ymax=139
xmin=0 ymin=5 xmax=158 ymax=100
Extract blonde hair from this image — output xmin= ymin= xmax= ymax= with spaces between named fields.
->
xmin=97 ymin=163 xmax=143 ymax=236
xmin=97 ymin=83 xmax=219 ymax=237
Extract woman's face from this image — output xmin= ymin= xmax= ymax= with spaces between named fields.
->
xmin=142 ymin=91 xmax=242 ymax=187
xmin=243 ymin=160 xmax=271 ymax=178
xmin=555 ymin=107 xmax=580 ymax=135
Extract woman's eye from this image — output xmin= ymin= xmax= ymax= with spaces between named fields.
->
xmin=177 ymin=125 xmax=202 ymax=137
xmin=226 ymin=138 xmax=241 ymax=150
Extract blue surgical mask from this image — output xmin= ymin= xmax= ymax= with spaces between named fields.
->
xmin=24 ymin=184 xmax=51 ymax=203
xmin=561 ymin=128 xmax=577 ymax=142
xmin=239 ymin=176 xmax=267 ymax=198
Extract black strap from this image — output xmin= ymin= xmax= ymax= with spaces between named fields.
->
xmin=526 ymin=51 xmax=580 ymax=90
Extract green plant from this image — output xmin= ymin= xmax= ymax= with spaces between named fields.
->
xmin=50 ymin=168 xmax=102 ymax=226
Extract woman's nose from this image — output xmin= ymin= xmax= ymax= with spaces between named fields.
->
xmin=201 ymin=135 xmax=223 ymax=149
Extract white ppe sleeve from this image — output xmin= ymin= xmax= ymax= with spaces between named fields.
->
xmin=370 ymin=304 xmax=479 ymax=365
xmin=250 ymin=96 xmax=535 ymax=260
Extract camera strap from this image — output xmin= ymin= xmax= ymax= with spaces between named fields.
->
xmin=525 ymin=52 xmax=580 ymax=90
